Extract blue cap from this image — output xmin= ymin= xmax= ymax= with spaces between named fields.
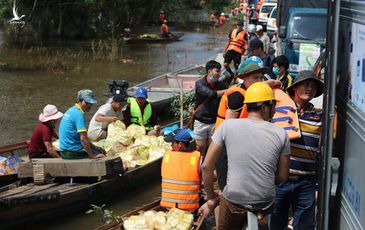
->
xmin=173 ymin=129 xmax=193 ymax=143
xmin=237 ymin=56 xmax=263 ymax=75
xmin=77 ymin=89 xmax=97 ymax=104
xmin=135 ymin=86 xmax=148 ymax=99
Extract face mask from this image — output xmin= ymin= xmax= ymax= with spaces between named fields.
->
xmin=218 ymin=75 xmax=226 ymax=82
xmin=272 ymin=67 xmax=280 ymax=75
xmin=209 ymin=75 xmax=217 ymax=83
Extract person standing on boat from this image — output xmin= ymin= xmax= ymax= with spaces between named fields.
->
xmin=59 ymin=89 xmax=106 ymax=159
xmin=123 ymin=86 xmax=161 ymax=136
xmin=28 ymin=104 xmax=63 ymax=159
xmin=199 ymin=82 xmax=290 ymax=228
xmin=159 ymin=10 xmax=165 ymax=24
xmin=87 ymin=94 xmax=126 ymax=141
xmin=160 ymin=20 xmax=172 ymax=39
xmin=160 ymin=129 xmax=202 ymax=211
xmin=270 ymin=71 xmax=323 ymax=230
xmin=223 ymin=20 xmax=248 ymax=81
xmin=194 ymin=60 xmax=227 ymax=155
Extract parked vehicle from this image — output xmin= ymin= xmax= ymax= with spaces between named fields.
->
xmin=276 ymin=0 xmax=327 ymax=76
xmin=319 ymin=1 xmax=365 ymax=229
xmin=258 ymin=2 xmax=276 ymax=29
xmin=266 ymin=7 xmax=277 ymax=39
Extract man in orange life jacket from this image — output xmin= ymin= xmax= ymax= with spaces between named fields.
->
xmin=219 ymin=13 xmax=226 ymax=25
xmin=223 ymin=20 xmax=248 ymax=82
xmin=160 ymin=20 xmax=172 ymax=39
xmin=160 ymin=129 xmax=202 ymax=211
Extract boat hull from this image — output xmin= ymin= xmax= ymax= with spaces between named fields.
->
xmin=123 ymin=33 xmax=184 ymax=44
xmin=0 ymin=157 xmax=162 ymax=226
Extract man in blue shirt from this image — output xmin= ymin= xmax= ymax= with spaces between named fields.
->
xmin=59 ymin=89 xmax=106 ymax=159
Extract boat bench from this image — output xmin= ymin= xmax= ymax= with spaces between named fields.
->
xmin=18 ymin=157 xmax=124 ymax=183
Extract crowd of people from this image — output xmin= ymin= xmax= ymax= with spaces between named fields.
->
xmin=159 ymin=4 xmax=323 ymax=228
xmin=26 ymin=1 xmax=324 ymax=229
xmin=28 ymin=86 xmax=161 ymax=160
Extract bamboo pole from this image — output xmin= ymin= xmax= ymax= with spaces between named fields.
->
xmin=180 ymin=79 xmax=184 ymax=128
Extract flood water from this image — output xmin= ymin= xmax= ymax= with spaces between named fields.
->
xmin=0 ymin=25 xmax=228 ymax=146
xmin=0 ymin=25 xmax=228 ymax=229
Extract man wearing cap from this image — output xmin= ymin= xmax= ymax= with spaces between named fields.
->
xmin=88 ymin=94 xmax=127 ymax=141
xmin=59 ymin=89 xmax=106 ymax=159
xmin=223 ymin=20 xmax=248 ymax=81
xmin=194 ymin=60 xmax=227 ymax=155
xmin=248 ymin=23 xmax=258 ymax=42
xmin=200 ymin=82 xmax=290 ymax=228
xmin=215 ymin=63 xmax=281 ymax=190
xmin=256 ymin=25 xmax=270 ymax=54
xmin=249 ymin=38 xmax=274 ymax=78
xmin=28 ymin=104 xmax=64 ymax=159
xmin=160 ymin=129 xmax=202 ymax=211
xmin=270 ymin=70 xmax=324 ymax=230
xmin=123 ymin=86 xmax=160 ymax=135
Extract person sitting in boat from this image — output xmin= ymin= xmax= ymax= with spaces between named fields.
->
xmin=122 ymin=28 xmax=131 ymax=38
xmin=28 ymin=104 xmax=63 ymax=159
xmin=160 ymin=20 xmax=172 ymax=39
xmin=87 ymin=94 xmax=127 ymax=141
xmin=123 ymin=86 xmax=162 ymax=136
xmin=161 ymin=129 xmax=202 ymax=212
xmin=59 ymin=89 xmax=106 ymax=159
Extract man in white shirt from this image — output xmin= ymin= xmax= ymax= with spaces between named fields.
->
xmin=256 ymin=25 xmax=271 ymax=54
xmin=88 ymin=94 xmax=126 ymax=141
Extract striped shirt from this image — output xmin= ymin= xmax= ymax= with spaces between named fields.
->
xmin=290 ymin=103 xmax=322 ymax=175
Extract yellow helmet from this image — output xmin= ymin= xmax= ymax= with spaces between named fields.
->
xmin=244 ymin=82 xmax=276 ymax=104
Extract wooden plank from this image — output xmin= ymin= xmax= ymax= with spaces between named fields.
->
xmin=0 ymin=142 xmax=28 ymax=153
xmin=18 ymin=162 xmax=33 ymax=178
xmin=31 ymin=157 xmax=123 ymax=178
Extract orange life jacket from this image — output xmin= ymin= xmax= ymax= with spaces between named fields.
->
xmin=227 ymin=29 xmax=246 ymax=54
xmin=159 ymin=13 xmax=165 ymax=22
xmin=219 ymin=15 xmax=225 ymax=25
xmin=271 ymin=89 xmax=301 ymax=139
xmin=160 ymin=150 xmax=201 ymax=211
xmin=160 ymin=24 xmax=168 ymax=34
xmin=215 ymin=84 xmax=248 ymax=129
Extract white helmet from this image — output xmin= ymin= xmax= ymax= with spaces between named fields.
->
xmin=221 ymin=12 xmax=225 ymax=16
xmin=248 ymin=24 xmax=256 ymax=33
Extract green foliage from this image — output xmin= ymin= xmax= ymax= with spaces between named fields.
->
xmin=204 ymin=0 xmax=231 ymax=14
xmin=169 ymin=92 xmax=196 ymax=119
xmin=86 ymin=204 xmax=119 ymax=224
xmin=0 ymin=0 xmax=229 ymax=38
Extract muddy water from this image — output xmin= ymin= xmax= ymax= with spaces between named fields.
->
xmin=0 ymin=26 xmax=228 ymax=146
xmin=0 ymin=25 xmax=228 ymax=229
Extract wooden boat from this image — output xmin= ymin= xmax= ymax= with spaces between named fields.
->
xmin=122 ymin=33 xmax=184 ymax=44
xmin=0 ymin=121 xmax=183 ymax=227
xmin=95 ymin=199 xmax=204 ymax=230
xmin=127 ymin=64 xmax=204 ymax=116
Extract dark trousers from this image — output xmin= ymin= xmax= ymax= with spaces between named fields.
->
xmin=270 ymin=177 xmax=316 ymax=230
